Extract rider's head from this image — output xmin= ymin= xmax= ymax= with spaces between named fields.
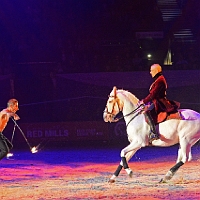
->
xmin=150 ymin=64 xmax=162 ymax=78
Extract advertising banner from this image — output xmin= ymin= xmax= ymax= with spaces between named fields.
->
xmin=4 ymin=121 xmax=110 ymax=147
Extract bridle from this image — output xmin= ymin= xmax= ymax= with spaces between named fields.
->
xmin=104 ymin=94 xmax=145 ymax=126
xmin=104 ymin=95 xmax=121 ymax=121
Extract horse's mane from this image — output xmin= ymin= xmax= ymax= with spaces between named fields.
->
xmin=117 ymin=89 xmax=139 ymax=105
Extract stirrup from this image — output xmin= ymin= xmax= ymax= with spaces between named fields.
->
xmin=149 ymin=132 xmax=159 ymax=143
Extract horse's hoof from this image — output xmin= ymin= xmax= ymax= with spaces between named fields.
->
xmin=159 ymin=178 xmax=166 ymax=184
xmin=108 ymin=179 xmax=115 ymax=183
xmin=125 ymin=168 xmax=133 ymax=178
xmin=159 ymin=171 xmax=174 ymax=183
xmin=129 ymin=170 xmax=133 ymax=178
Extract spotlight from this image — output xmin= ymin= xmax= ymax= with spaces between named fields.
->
xmin=6 ymin=153 xmax=14 ymax=158
xmin=31 ymin=146 xmax=38 ymax=154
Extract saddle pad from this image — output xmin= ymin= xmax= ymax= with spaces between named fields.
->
xmin=166 ymin=111 xmax=182 ymax=120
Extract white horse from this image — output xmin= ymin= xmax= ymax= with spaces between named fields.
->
xmin=103 ymin=86 xmax=200 ymax=183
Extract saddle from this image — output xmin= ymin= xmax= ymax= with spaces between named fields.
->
xmin=157 ymin=111 xmax=182 ymax=124
xmin=156 ymin=99 xmax=181 ymax=123
xmin=143 ymin=106 xmax=182 ymax=124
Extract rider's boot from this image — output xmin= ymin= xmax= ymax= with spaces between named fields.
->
xmin=145 ymin=111 xmax=159 ymax=143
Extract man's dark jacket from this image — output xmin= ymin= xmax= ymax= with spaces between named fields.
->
xmin=142 ymin=72 xmax=180 ymax=123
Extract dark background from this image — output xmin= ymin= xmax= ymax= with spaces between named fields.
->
xmin=0 ymin=0 xmax=199 ymax=124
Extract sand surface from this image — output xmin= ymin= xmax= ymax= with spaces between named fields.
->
xmin=0 ymin=145 xmax=200 ymax=200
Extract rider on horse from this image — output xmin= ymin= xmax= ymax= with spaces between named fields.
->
xmin=138 ymin=64 xmax=180 ymax=142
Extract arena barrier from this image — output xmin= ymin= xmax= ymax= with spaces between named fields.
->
xmin=4 ymin=121 xmax=110 ymax=148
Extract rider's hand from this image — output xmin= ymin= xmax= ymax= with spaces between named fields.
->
xmin=137 ymin=100 xmax=144 ymax=107
xmin=13 ymin=114 xmax=20 ymax=120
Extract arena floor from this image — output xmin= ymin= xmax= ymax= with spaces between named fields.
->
xmin=0 ymin=144 xmax=200 ymax=200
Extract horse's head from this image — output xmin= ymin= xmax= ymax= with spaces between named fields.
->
xmin=103 ymin=86 xmax=141 ymax=123
xmin=103 ymin=86 xmax=122 ymax=122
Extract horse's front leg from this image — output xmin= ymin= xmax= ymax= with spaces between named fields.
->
xmin=109 ymin=142 xmax=142 ymax=183
xmin=121 ymin=143 xmax=142 ymax=177
xmin=109 ymin=150 xmax=136 ymax=183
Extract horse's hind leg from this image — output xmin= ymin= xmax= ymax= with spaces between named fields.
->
xmin=177 ymin=145 xmax=192 ymax=163
xmin=159 ymin=161 xmax=184 ymax=183
xmin=176 ymin=146 xmax=183 ymax=163
xmin=160 ymin=142 xmax=191 ymax=183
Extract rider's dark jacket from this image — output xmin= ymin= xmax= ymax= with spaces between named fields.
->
xmin=142 ymin=72 xmax=180 ymax=123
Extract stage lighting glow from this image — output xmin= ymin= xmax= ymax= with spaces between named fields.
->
xmin=7 ymin=153 xmax=14 ymax=158
xmin=31 ymin=146 xmax=38 ymax=153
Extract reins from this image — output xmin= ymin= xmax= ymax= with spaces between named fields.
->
xmin=114 ymin=104 xmax=145 ymax=127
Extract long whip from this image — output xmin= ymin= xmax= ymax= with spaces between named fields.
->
xmin=11 ymin=123 xmax=16 ymax=143
xmin=11 ymin=118 xmax=38 ymax=153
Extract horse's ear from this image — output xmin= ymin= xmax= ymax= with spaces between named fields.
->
xmin=113 ymin=86 xmax=117 ymax=97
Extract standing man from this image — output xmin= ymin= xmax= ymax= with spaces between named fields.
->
xmin=138 ymin=64 xmax=180 ymax=142
xmin=0 ymin=99 xmax=20 ymax=160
